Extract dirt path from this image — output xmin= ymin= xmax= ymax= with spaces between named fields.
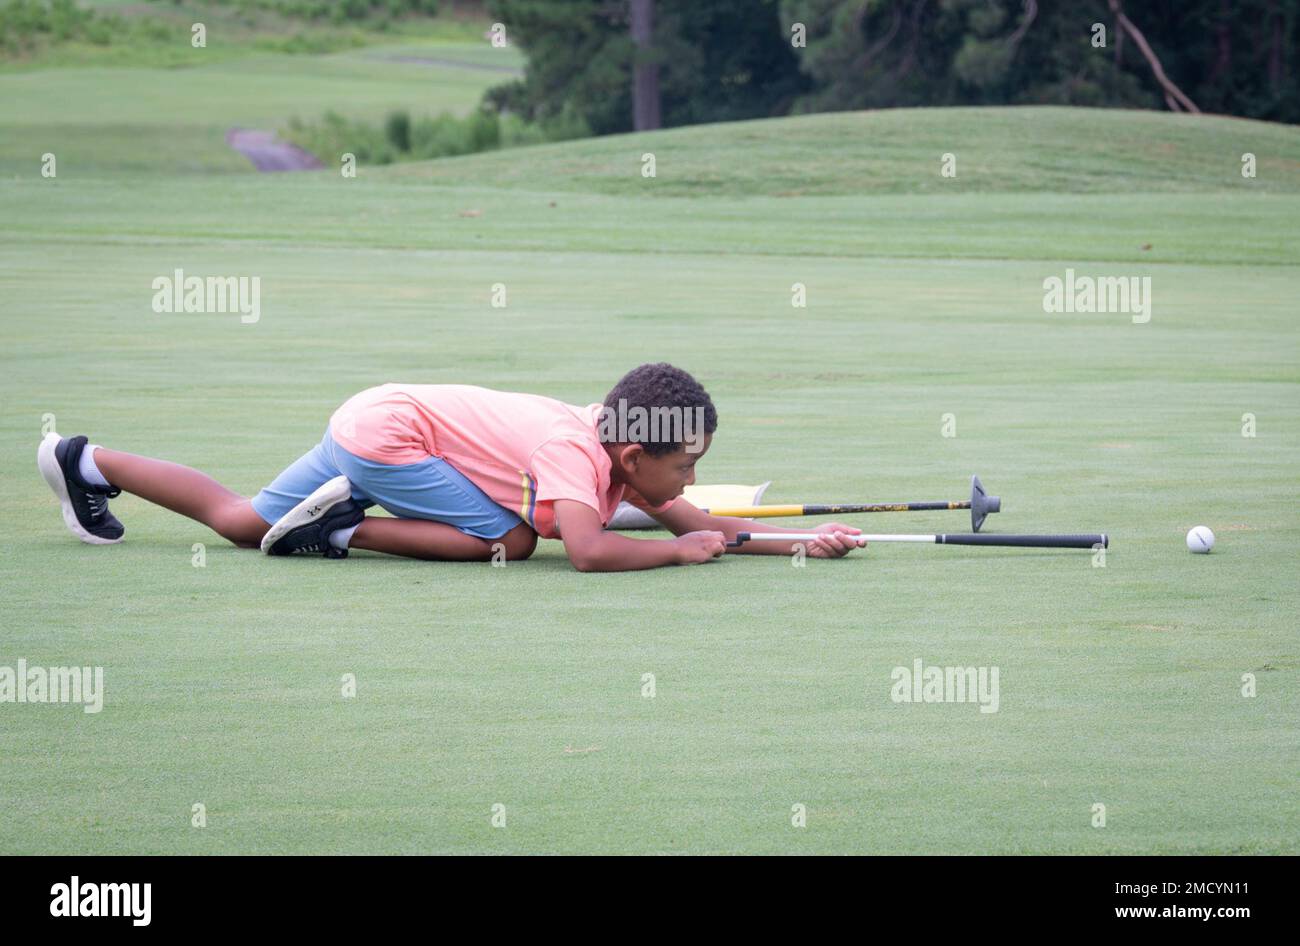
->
xmin=368 ymin=54 xmax=522 ymax=75
xmin=226 ymin=128 xmax=324 ymax=172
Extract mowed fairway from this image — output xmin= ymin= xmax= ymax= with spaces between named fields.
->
xmin=1 ymin=102 xmax=1298 ymax=853
xmin=0 ymin=42 xmax=521 ymax=176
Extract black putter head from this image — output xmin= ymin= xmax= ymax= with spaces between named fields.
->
xmin=970 ymin=475 xmax=1001 ymax=532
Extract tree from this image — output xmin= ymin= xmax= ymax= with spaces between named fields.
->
xmin=1108 ymin=0 xmax=1199 ymax=112
xmin=630 ymin=0 xmax=661 ymax=129
xmin=486 ymin=0 xmax=1300 ymax=133
xmin=485 ymin=0 xmax=808 ymax=135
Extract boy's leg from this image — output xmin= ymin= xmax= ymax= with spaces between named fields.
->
xmin=350 ymin=517 xmax=537 ymax=561
xmin=330 ymin=442 xmax=538 ymax=562
xmin=93 ymin=448 xmax=271 ymax=548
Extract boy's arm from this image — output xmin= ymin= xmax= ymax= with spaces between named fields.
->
xmin=553 ymin=499 xmax=726 ymax=572
xmin=649 ymin=498 xmax=862 ymax=557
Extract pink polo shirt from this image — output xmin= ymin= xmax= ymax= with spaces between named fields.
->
xmin=328 ymin=383 xmax=674 ymax=539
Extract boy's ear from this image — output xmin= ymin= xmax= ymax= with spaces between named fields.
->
xmin=616 ymin=443 xmax=645 ymax=472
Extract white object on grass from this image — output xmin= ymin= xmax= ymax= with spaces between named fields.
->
xmin=609 ymin=481 xmax=771 ymax=530
xmin=1186 ymin=526 xmax=1215 ymax=554
xmin=260 ymin=474 xmax=353 ymax=553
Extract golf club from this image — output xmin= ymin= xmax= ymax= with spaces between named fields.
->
xmin=725 ymin=531 xmax=1108 ymax=550
xmin=704 ymin=475 xmax=1002 ymax=532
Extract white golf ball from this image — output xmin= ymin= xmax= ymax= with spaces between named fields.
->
xmin=1186 ymin=526 xmax=1215 ymax=554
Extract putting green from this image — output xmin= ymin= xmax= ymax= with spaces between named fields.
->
xmin=1 ymin=101 xmax=1296 ymax=853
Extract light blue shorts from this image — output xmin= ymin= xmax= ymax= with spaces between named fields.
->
xmin=251 ymin=429 xmax=524 ymax=540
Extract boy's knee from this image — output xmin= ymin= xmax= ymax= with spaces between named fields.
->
xmin=498 ymin=524 xmax=537 ymax=561
xmin=213 ymin=500 xmax=267 ymax=548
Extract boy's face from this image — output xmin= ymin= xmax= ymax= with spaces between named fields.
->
xmin=611 ymin=435 xmax=712 ymax=507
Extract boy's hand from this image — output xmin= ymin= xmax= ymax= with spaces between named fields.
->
xmin=673 ymin=530 xmax=728 ymax=565
xmin=806 ymin=522 xmax=863 ymax=558
xmin=556 ymin=499 xmax=692 ymax=571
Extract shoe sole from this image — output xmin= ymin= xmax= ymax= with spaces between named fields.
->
xmin=38 ymin=431 xmax=121 ymax=545
xmin=260 ymin=474 xmax=354 ymax=554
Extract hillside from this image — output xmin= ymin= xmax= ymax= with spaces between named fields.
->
xmin=384 ymin=106 xmax=1300 ymax=196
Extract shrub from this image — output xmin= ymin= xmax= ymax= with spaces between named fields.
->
xmin=285 ymin=105 xmax=589 ymax=168
xmin=384 ymin=110 xmax=411 ymax=152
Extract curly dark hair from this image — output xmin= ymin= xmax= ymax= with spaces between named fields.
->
xmin=601 ymin=363 xmax=718 ymax=456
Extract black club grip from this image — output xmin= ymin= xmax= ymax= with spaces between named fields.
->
xmin=937 ymin=533 xmax=1107 ymax=549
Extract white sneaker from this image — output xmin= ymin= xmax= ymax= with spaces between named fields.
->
xmin=259 ymin=474 xmax=357 ymax=555
xmin=38 ymin=432 xmax=125 ymax=545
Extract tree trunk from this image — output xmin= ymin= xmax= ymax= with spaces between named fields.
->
xmin=1108 ymin=0 xmax=1200 ymax=113
xmin=1267 ymin=0 xmax=1283 ymax=91
xmin=1210 ymin=0 xmax=1231 ymax=83
xmin=630 ymin=0 xmax=661 ymax=131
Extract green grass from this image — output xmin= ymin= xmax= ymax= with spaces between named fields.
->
xmin=1 ymin=105 xmax=1297 ymax=853
xmin=0 ymin=43 xmax=518 ymax=175
xmin=384 ymin=107 xmax=1300 ymax=196
xmin=1 ymin=0 xmax=498 ymax=70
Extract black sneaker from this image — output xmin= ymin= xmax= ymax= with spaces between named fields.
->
xmin=260 ymin=475 xmax=364 ymax=559
xmin=37 ymin=432 xmax=125 ymax=544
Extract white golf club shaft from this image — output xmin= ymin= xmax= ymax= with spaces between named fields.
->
xmin=745 ymin=533 xmax=927 ymax=544
xmin=731 ymin=532 xmax=1108 ymax=549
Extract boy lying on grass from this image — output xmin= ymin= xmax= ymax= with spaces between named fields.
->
xmin=38 ymin=362 xmax=861 ymax=571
